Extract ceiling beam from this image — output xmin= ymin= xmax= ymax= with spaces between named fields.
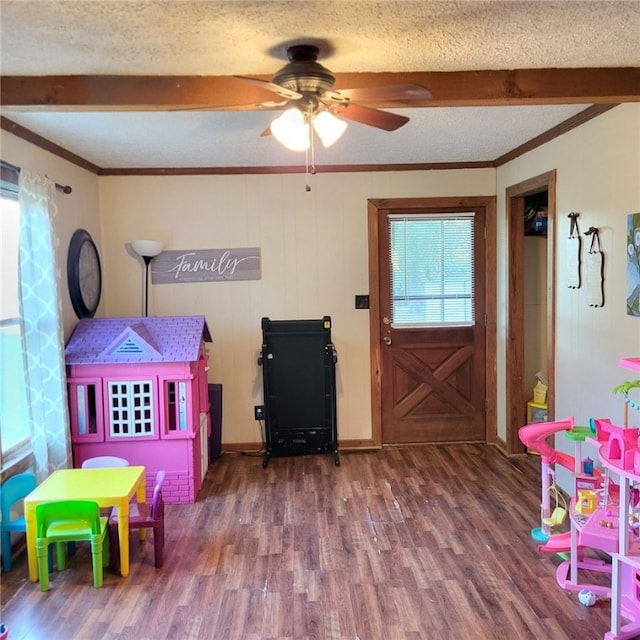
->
xmin=2 ymin=68 xmax=639 ymax=111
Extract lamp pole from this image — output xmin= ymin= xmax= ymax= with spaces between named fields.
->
xmin=142 ymin=255 xmax=153 ymax=317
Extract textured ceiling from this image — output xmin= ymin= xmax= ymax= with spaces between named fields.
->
xmin=3 ymin=0 xmax=640 ymax=75
xmin=2 ymin=106 xmax=593 ymax=169
xmin=1 ymin=0 xmax=639 ymax=170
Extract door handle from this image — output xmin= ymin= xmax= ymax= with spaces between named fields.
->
xmin=383 ymin=316 xmax=391 ymax=325
xmin=383 ymin=336 xmax=392 ymax=345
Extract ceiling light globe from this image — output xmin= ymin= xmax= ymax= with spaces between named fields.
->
xmin=270 ymin=108 xmax=310 ymax=151
xmin=313 ymin=111 xmax=347 ymax=148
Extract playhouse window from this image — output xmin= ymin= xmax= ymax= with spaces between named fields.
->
xmin=108 ymin=380 xmax=154 ymax=437
xmin=165 ymin=380 xmax=188 ymax=431
xmin=75 ymin=383 xmax=98 ymax=435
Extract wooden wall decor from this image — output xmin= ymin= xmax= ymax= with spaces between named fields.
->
xmin=585 ymin=226 xmax=605 ymax=307
xmin=566 ymin=212 xmax=582 ymax=289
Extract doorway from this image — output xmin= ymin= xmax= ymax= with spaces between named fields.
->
xmin=505 ymin=171 xmax=557 ymax=454
xmin=367 ymin=196 xmax=496 ymax=445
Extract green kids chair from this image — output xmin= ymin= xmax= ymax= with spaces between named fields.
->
xmin=35 ymin=500 xmax=109 ymax=590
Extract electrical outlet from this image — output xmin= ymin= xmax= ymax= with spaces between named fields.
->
xmin=254 ymin=405 xmax=265 ymax=421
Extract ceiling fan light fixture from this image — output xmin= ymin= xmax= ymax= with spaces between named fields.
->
xmin=270 ymin=108 xmax=310 ymax=151
xmin=313 ymin=111 xmax=347 ymax=148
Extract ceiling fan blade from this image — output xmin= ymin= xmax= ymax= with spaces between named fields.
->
xmin=326 ymin=84 xmax=432 ymax=103
xmin=171 ymin=99 xmax=288 ymax=112
xmin=233 ymin=75 xmax=302 ymax=101
xmin=331 ymin=102 xmax=410 ymax=131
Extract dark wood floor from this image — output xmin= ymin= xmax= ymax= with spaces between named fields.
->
xmin=1 ymin=444 xmax=614 ymax=639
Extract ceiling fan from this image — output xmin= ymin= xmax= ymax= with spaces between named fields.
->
xmin=232 ymin=44 xmax=433 ymax=151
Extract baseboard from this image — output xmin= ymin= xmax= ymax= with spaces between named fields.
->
xmin=220 ymin=438 xmax=381 ymax=454
xmin=218 ymin=439 xmax=520 ymax=455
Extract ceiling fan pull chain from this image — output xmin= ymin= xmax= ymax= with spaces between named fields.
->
xmin=310 ymin=125 xmax=317 ymax=175
xmin=305 ymin=120 xmax=317 ymax=192
xmin=305 ymin=142 xmax=311 ymax=191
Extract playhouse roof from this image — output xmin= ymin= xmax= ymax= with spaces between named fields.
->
xmin=65 ymin=315 xmax=212 ymax=365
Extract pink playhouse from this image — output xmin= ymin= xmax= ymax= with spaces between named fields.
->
xmin=64 ymin=315 xmax=212 ymax=503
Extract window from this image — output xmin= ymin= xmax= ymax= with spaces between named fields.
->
xmin=165 ymin=380 xmax=189 ymax=432
xmin=389 ymin=213 xmax=475 ymax=326
xmin=0 ymin=166 xmax=31 ymax=462
xmin=73 ymin=382 xmax=99 ymax=435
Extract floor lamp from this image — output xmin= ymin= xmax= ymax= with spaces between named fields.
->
xmin=130 ymin=240 xmax=164 ymax=316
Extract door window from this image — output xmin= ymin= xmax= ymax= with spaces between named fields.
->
xmin=389 ymin=213 xmax=475 ymax=327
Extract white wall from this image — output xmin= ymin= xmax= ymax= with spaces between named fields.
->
xmin=99 ymin=169 xmax=495 ymax=445
xmin=0 ymin=131 xmax=101 ymax=338
xmin=497 ymin=104 xmax=640 ymax=453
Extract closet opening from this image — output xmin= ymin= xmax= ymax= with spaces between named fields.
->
xmin=505 ymin=170 xmax=556 ymax=454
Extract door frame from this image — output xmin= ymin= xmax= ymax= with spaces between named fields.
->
xmin=367 ymin=196 xmax=497 ymax=447
xmin=505 ymin=170 xmax=556 ymax=454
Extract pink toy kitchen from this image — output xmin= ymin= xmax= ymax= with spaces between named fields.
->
xmin=520 ymin=356 xmax=640 ymax=640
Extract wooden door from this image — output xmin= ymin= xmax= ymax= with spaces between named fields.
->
xmin=368 ymin=197 xmax=491 ymax=444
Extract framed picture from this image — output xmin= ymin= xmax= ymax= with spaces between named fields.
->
xmin=627 ymin=213 xmax=640 ymax=316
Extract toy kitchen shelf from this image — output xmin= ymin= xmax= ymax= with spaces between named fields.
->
xmin=602 ymin=356 xmax=640 ymax=640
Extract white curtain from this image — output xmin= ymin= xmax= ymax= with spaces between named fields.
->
xmin=18 ymin=170 xmax=71 ymax=480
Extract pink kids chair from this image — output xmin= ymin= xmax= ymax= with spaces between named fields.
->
xmin=109 ymin=470 xmax=165 ymax=571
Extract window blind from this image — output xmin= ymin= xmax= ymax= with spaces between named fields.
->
xmin=389 ymin=213 xmax=475 ymax=326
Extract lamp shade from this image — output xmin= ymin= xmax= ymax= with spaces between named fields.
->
xmin=313 ymin=111 xmax=347 ymax=148
xmin=270 ymin=108 xmax=311 ymax=151
xmin=131 ymin=240 xmax=164 ymax=258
